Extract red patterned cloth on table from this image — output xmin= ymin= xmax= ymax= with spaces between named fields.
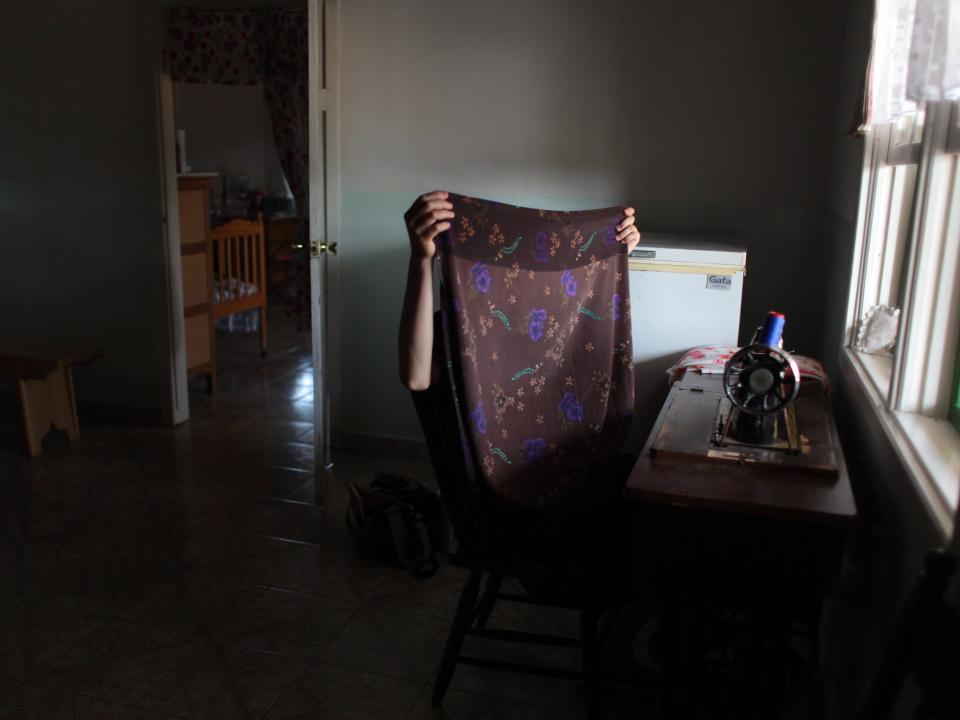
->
xmin=437 ymin=194 xmax=634 ymax=511
xmin=666 ymin=345 xmax=830 ymax=386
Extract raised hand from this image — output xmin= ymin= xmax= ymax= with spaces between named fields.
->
xmin=404 ymin=191 xmax=454 ymax=259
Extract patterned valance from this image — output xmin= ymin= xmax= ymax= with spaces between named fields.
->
xmin=165 ymin=8 xmax=306 ymax=86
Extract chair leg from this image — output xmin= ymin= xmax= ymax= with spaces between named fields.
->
xmin=475 ymin=573 xmax=502 ymax=629
xmin=580 ymin=607 xmax=601 ymax=720
xmin=433 ymin=568 xmax=482 ymax=706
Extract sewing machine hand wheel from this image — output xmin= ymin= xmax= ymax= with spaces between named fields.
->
xmin=722 ymin=345 xmax=800 ymax=416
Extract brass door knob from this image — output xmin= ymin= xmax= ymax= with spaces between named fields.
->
xmin=310 ymin=241 xmax=338 ymax=257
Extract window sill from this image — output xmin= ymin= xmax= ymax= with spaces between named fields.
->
xmin=855 ymin=350 xmax=892 ymax=399
xmin=842 ymin=347 xmax=959 ymax=538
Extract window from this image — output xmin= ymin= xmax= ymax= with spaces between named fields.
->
xmin=845 ymin=99 xmax=960 ymax=532
xmin=951 ymin=337 xmax=960 ymax=434
xmin=846 ymin=112 xmax=923 ymax=395
xmin=844 ymin=0 xmax=960 ymax=532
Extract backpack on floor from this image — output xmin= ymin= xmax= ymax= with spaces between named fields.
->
xmin=345 ymin=473 xmax=445 ymax=577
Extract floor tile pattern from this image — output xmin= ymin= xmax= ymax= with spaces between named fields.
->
xmin=0 ymin=309 xmax=659 ymax=719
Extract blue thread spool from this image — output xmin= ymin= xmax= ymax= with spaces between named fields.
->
xmin=759 ymin=312 xmax=785 ymax=347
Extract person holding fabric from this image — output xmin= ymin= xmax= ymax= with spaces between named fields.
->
xmin=398 ymin=190 xmax=648 ymax=680
xmin=399 ymin=190 xmax=641 ymax=391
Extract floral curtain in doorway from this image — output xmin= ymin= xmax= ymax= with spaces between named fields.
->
xmin=165 ymin=6 xmax=311 ymax=329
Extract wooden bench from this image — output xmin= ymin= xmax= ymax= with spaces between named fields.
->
xmin=0 ymin=343 xmax=103 ymax=458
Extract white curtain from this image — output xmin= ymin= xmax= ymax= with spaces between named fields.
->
xmin=867 ymin=0 xmax=960 ymax=125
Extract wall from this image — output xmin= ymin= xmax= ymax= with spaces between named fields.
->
xmin=174 ymin=82 xmax=289 ymax=198
xmin=821 ymin=0 xmax=873 ymax=380
xmin=337 ymin=0 xmax=848 ymax=441
xmin=0 ymin=0 xmax=853 ymax=439
xmin=0 ymin=0 xmax=169 ymax=419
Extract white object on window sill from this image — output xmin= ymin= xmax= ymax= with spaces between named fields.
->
xmin=843 ymin=347 xmax=958 ymax=538
xmin=856 ymin=304 xmax=901 ymax=354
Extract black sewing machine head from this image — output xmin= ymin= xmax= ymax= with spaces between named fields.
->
xmin=713 ymin=312 xmax=802 ymax=452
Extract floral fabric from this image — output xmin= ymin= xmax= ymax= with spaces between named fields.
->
xmin=166 ymin=10 xmax=261 ymax=85
xmin=438 ymin=194 xmax=634 ymax=510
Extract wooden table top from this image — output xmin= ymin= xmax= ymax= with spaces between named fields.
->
xmin=0 ymin=342 xmax=103 ymax=379
xmin=624 ymin=373 xmax=857 ymax=526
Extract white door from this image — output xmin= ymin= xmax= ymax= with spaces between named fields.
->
xmin=158 ymin=71 xmax=190 ymax=426
xmin=308 ymin=0 xmax=339 ymax=503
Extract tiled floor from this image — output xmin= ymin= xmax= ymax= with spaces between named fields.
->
xmin=0 ymin=308 xmax=657 ymax=720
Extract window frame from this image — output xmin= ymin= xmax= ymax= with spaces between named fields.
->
xmin=844 ymin=99 xmax=960 ymax=536
xmin=950 ymin=338 xmax=960 ymax=434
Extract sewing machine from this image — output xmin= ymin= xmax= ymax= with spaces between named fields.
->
xmin=647 ymin=313 xmax=841 ymax=479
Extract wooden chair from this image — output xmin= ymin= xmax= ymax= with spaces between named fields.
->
xmin=411 ymin=383 xmax=648 ymax=719
xmin=0 ymin=342 xmax=102 ymax=457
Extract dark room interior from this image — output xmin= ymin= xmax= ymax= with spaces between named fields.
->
xmin=1 ymin=0 xmax=958 ymax=718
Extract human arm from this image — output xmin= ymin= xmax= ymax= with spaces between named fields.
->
xmin=398 ymin=191 xmax=454 ymax=391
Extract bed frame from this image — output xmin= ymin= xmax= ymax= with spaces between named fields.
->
xmin=210 ymin=214 xmax=268 ymax=358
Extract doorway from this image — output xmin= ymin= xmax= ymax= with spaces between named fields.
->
xmin=155 ymin=0 xmax=339 ymax=503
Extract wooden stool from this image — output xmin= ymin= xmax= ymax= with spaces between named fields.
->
xmin=0 ymin=343 xmax=103 ymax=458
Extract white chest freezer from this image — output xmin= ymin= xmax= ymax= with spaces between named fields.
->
xmin=625 ymin=234 xmax=746 ymax=452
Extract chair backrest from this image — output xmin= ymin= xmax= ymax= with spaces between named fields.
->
xmin=411 ymin=382 xmax=488 ymax=561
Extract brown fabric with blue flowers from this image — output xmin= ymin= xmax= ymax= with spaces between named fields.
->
xmin=437 ymin=194 xmax=634 ymax=511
